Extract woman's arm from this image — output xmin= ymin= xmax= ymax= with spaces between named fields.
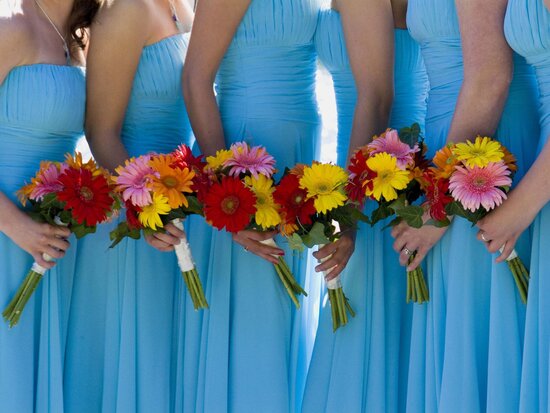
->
xmin=392 ymin=0 xmax=513 ymax=270
xmin=315 ymin=0 xmax=394 ymax=279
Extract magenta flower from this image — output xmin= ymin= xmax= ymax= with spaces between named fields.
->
xmin=115 ymin=155 xmax=155 ymax=207
xmin=449 ymin=161 xmax=512 ymax=212
xmin=225 ymin=142 xmax=276 ymax=178
xmin=367 ymin=129 xmax=419 ymax=169
xmin=30 ymin=162 xmax=64 ymax=201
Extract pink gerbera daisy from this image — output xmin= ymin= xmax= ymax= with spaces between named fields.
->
xmin=115 ymin=155 xmax=156 ymax=207
xmin=367 ymin=129 xmax=419 ymax=169
xmin=225 ymin=142 xmax=276 ymax=178
xmin=449 ymin=161 xmax=512 ymax=212
xmin=30 ymin=162 xmax=65 ymax=201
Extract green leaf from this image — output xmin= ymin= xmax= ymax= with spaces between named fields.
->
xmin=369 ymin=203 xmax=394 ymax=226
xmin=72 ymin=223 xmax=96 ymax=239
xmin=288 ymin=233 xmax=306 ymax=252
xmin=302 ymin=221 xmax=330 ymax=248
xmin=109 ymin=222 xmax=142 ymax=248
xmin=425 ymin=218 xmax=451 ymax=228
xmin=396 ymin=205 xmax=424 ymax=228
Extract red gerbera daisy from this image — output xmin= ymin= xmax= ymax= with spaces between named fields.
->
xmin=273 ymin=173 xmax=316 ymax=227
xmin=423 ymin=171 xmax=453 ymax=222
xmin=345 ymin=150 xmax=376 ymax=205
xmin=170 ymin=144 xmax=206 ymax=172
xmin=57 ymin=167 xmax=114 ymax=226
xmin=203 ymin=176 xmax=256 ymax=232
xmin=125 ymin=199 xmax=143 ymax=230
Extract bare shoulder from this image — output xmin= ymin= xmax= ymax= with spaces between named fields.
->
xmin=94 ymin=0 xmax=153 ymax=29
xmin=0 ymin=5 xmax=34 ymax=81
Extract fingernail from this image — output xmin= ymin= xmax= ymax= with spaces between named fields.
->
xmin=278 ymin=251 xmax=285 ymax=256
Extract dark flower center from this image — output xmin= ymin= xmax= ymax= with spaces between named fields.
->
xmin=221 ymin=195 xmax=240 ymax=215
xmin=79 ymin=186 xmax=93 ymax=202
xmin=163 ymin=176 xmax=179 ymax=188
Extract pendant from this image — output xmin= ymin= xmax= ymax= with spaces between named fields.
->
xmin=63 ymin=42 xmax=71 ymax=66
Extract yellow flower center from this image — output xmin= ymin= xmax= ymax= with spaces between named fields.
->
xmin=221 ymin=195 xmax=240 ymax=215
xmin=79 ymin=186 xmax=93 ymax=202
xmin=256 ymin=193 xmax=267 ymax=206
xmin=378 ymin=170 xmax=395 ymax=183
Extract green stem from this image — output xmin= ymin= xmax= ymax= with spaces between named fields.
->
xmin=3 ymin=270 xmax=43 ymax=328
xmin=274 ymin=262 xmax=300 ymax=308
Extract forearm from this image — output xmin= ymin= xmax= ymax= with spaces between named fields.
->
xmin=0 ymin=191 xmax=27 ymax=236
xmin=86 ymin=131 xmax=130 ymax=172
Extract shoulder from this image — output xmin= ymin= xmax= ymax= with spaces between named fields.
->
xmin=0 ymin=6 xmax=34 ymax=78
xmin=91 ymin=0 xmax=152 ymax=43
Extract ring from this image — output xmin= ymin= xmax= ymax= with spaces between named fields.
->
xmin=480 ymin=232 xmax=488 ymax=242
xmin=402 ymin=247 xmax=413 ymax=257
xmin=244 ymin=246 xmax=249 ymax=252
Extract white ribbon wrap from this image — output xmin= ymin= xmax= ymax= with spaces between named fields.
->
xmin=501 ymin=246 xmax=518 ymax=261
xmin=319 ymin=243 xmax=341 ymax=290
xmin=171 ymin=219 xmax=195 ymax=272
xmin=260 ymin=237 xmax=279 ymax=252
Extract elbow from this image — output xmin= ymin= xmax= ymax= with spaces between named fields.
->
xmin=356 ymin=86 xmax=394 ymax=123
xmin=182 ymin=64 xmax=214 ymax=107
xmin=464 ymin=66 xmax=513 ymax=105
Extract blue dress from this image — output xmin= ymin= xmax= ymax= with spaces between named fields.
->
xmin=504 ymin=2 xmax=550 ymax=411
xmin=185 ymin=1 xmax=320 ymax=412
xmin=0 ymin=64 xmax=85 ymax=412
xmin=301 ymin=10 xmax=428 ymax=413
xmin=63 ymin=34 xmax=197 ymax=413
xmin=406 ymin=1 xmax=540 ymax=411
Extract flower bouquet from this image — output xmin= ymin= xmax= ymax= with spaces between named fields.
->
xmin=276 ymin=162 xmax=360 ymax=331
xmin=346 ymin=125 xmax=431 ymax=304
xmin=202 ymin=142 xmax=307 ymax=307
xmin=110 ymin=145 xmax=208 ymax=310
xmin=3 ymin=153 xmax=119 ymax=327
xmin=428 ymin=136 xmax=529 ymax=303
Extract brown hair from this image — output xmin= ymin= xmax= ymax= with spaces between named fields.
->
xmin=68 ymin=0 xmax=104 ymax=51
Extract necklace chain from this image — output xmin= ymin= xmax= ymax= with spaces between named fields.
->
xmin=168 ymin=0 xmax=189 ymax=33
xmin=34 ymin=0 xmax=71 ymax=65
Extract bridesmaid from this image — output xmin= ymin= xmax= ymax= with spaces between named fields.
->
xmin=0 ymin=0 xmax=98 ymax=411
xmin=63 ymin=1 xmax=196 ymax=412
xmin=182 ymin=0 xmax=320 ymax=411
xmin=302 ymin=1 xmax=427 ymax=411
xmin=479 ymin=1 xmax=550 ymax=411
xmin=392 ymin=0 xmax=540 ymax=411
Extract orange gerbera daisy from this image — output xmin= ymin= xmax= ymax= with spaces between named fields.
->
xmin=432 ymin=145 xmax=458 ymax=179
xmin=148 ymin=154 xmax=195 ymax=209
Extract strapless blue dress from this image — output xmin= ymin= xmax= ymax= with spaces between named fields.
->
xmin=63 ymin=34 xmax=197 ymax=413
xmin=0 ymin=64 xmax=85 ymax=412
xmin=505 ymin=1 xmax=550 ymax=411
xmin=184 ymin=1 xmax=321 ymax=412
xmin=406 ymin=0 xmax=540 ymax=411
xmin=301 ymin=10 xmax=428 ymax=413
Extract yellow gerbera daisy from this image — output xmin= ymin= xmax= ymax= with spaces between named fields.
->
xmin=366 ymin=153 xmax=411 ymax=201
xmin=206 ymin=149 xmax=233 ymax=171
xmin=244 ymin=175 xmax=281 ymax=229
xmin=299 ymin=163 xmax=348 ymax=214
xmin=452 ymin=136 xmax=504 ymax=168
xmin=148 ymin=154 xmax=195 ymax=209
xmin=138 ymin=192 xmax=171 ymax=230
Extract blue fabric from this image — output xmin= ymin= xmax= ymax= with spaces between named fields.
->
xmin=302 ymin=10 xmax=428 ymax=413
xmin=0 ymin=64 xmax=85 ymax=412
xmin=64 ymin=34 xmax=197 ymax=413
xmin=185 ymin=1 xmax=321 ymax=412
xmin=406 ymin=1 xmax=540 ymax=411
xmin=505 ymin=2 xmax=550 ymax=412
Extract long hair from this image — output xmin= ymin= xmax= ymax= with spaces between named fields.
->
xmin=68 ymin=0 xmax=103 ymax=51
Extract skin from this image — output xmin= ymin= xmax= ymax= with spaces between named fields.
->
xmin=182 ymin=0 xmax=285 ymax=265
xmin=313 ymin=0 xmax=395 ymax=280
xmin=391 ymin=0 xmax=513 ymax=271
xmin=85 ymin=0 xmax=193 ymax=251
xmin=0 ymin=0 xmax=86 ymax=268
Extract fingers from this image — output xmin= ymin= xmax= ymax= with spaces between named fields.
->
xmin=144 ymin=233 xmax=175 ymax=252
xmin=243 ymin=229 xmax=279 ymax=242
xmin=314 ymin=236 xmax=355 ymax=280
xmin=164 ymin=223 xmax=185 ymax=239
xmin=407 ymin=246 xmax=427 ymax=272
xmin=32 ymin=253 xmax=56 ymax=269
xmin=313 ymin=243 xmax=336 ymax=260
xmin=233 ymin=231 xmax=283 ymax=265
xmin=52 ymin=225 xmax=71 ymax=239
xmin=495 ymin=236 xmax=519 ymax=263
xmin=47 ymin=236 xmax=70 ymax=253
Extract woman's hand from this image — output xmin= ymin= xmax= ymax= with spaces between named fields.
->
xmin=3 ymin=214 xmax=71 ymax=269
xmin=313 ymin=230 xmax=356 ymax=281
xmin=476 ymin=192 xmax=537 ymax=262
xmin=232 ymin=229 xmax=284 ymax=265
xmin=391 ymin=221 xmax=447 ymax=271
xmin=144 ymin=222 xmax=185 ymax=252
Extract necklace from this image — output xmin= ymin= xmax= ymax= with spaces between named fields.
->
xmin=168 ymin=0 xmax=188 ymax=33
xmin=34 ymin=0 xmax=71 ymax=65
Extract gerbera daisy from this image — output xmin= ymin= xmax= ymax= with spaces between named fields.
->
xmin=365 ymin=153 xmax=411 ymax=201
xmin=244 ymin=175 xmax=281 ymax=229
xmin=125 ymin=199 xmax=143 ymax=230
xmin=431 ymin=145 xmax=458 ymax=179
xmin=65 ymin=152 xmax=103 ymax=176
xmin=171 ymin=144 xmax=205 ymax=172
xmin=148 ymin=154 xmax=195 ymax=209
xmin=226 ymin=142 xmax=276 ymax=178
xmin=501 ymin=146 xmax=518 ymax=172
xmin=346 ymin=149 xmax=375 ymax=205
xmin=367 ymin=129 xmax=419 ymax=169
xmin=299 ymin=163 xmax=348 ymax=214
xmin=204 ymin=177 xmax=257 ymax=232
xmin=452 ymin=136 xmax=504 ymax=168
xmin=138 ymin=192 xmax=171 ymax=230
xmin=205 ymin=149 xmax=233 ymax=172
xmin=273 ymin=173 xmax=316 ymax=228
xmin=115 ymin=155 xmax=155 ymax=207
xmin=18 ymin=162 xmax=64 ymax=204
xmin=423 ymin=172 xmax=453 ymax=221
xmin=57 ymin=167 xmax=114 ymax=227
xmin=449 ymin=162 xmax=512 ymax=212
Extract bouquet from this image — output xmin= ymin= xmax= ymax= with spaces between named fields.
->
xmin=346 ymin=125 xmax=431 ymax=304
xmin=276 ymin=162 xmax=359 ymax=331
xmin=3 ymin=153 xmax=120 ymax=327
xmin=427 ymin=136 xmax=529 ymax=303
xmin=201 ymin=142 xmax=307 ymax=307
xmin=110 ymin=145 xmax=209 ymax=310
